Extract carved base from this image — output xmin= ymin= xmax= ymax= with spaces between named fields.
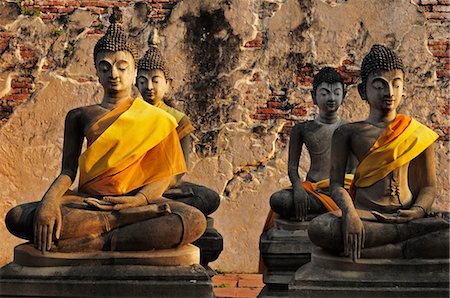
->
xmin=259 ymin=218 xmax=312 ymax=297
xmin=0 ymin=244 xmax=213 ymax=297
xmin=289 ymin=246 xmax=450 ymax=297
xmin=193 ymin=217 xmax=223 ymax=274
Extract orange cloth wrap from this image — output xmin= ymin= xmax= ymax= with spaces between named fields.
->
xmin=78 ymin=98 xmax=186 ymax=196
xmin=349 ymin=114 xmax=438 ymax=199
xmin=155 ymin=101 xmax=195 ymax=140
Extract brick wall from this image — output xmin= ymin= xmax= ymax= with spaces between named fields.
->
xmin=249 ymin=0 xmax=449 ymax=140
xmin=0 ymin=0 xmax=449 ymax=128
xmin=0 ymin=0 xmax=179 ymax=124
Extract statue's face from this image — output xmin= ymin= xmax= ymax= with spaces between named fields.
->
xmin=95 ymin=50 xmax=136 ymax=95
xmin=365 ymin=69 xmax=404 ymax=113
xmin=136 ymin=69 xmax=170 ymax=105
xmin=314 ymin=82 xmax=344 ymax=113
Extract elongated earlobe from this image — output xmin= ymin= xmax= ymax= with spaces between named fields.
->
xmin=357 ymin=83 xmax=367 ymax=101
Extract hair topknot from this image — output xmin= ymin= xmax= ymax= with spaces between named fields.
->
xmin=360 ymin=44 xmax=404 ymax=85
xmin=93 ymin=7 xmax=138 ymax=64
xmin=312 ymin=67 xmax=345 ymax=95
xmin=137 ymin=28 xmax=171 ymax=79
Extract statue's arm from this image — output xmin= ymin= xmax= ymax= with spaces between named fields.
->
xmin=330 ymin=125 xmax=364 ymax=261
xmin=395 ymin=144 xmax=437 ymax=220
xmin=287 ymin=123 xmax=304 ymax=187
xmin=287 ymin=123 xmax=309 ymax=220
xmin=180 ymin=134 xmax=191 ymax=170
xmin=34 ymin=109 xmax=85 ymax=253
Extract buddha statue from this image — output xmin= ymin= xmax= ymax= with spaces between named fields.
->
xmin=5 ymin=8 xmax=206 ymax=254
xmin=134 ymin=29 xmax=223 ymax=270
xmin=135 ymin=28 xmax=220 ymax=217
xmin=259 ymin=67 xmax=355 ymax=293
xmin=308 ymin=44 xmax=449 ymax=261
xmin=266 ymin=67 xmax=355 ymax=226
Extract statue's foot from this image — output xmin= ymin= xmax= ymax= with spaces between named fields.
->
xmin=158 ymin=203 xmax=171 ymax=216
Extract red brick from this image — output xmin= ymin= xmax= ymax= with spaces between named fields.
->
xmin=80 ymin=1 xmax=112 ymax=7
xmin=432 ymin=50 xmax=450 ymax=57
xmin=57 ymin=7 xmax=75 ymax=13
xmin=65 ymin=1 xmax=81 ymax=6
xmin=437 ymin=70 xmax=450 ymax=77
xmin=428 ymin=40 xmax=450 ymax=45
xmin=256 ymin=107 xmax=286 ymax=115
xmin=433 ymin=4 xmax=450 ymax=11
xmin=424 ymin=11 xmax=450 ymax=19
xmin=214 ymin=287 xmax=262 ymax=297
xmin=251 ymin=114 xmax=270 ymax=120
xmin=267 ymin=101 xmax=282 ymax=108
xmin=0 ymin=32 xmax=16 ymax=38
xmin=418 ymin=4 xmax=432 ymax=12
xmin=420 ymin=0 xmax=438 ymax=4
xmin=238 ymin=279 xmax=264 ymax=288
xmin=212 ymin=275 xmax=238 ymax=288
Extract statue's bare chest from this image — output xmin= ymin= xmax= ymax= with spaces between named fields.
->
xmin=303 ymin=121 xmax=341 ymax=156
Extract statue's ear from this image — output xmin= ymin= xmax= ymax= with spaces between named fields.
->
xmin=357 ymin=83 xmax=367 ymax=101
xmin=311 ymin=90 xmax=317 ymax=104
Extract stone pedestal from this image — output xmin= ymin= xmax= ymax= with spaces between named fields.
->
xmin=289 ymin=246 xmax=450 ymax=298
xmin=193 ymin=216 xmax=223 ymax=276
xmin=259 ymin=218 xmax=313 ymax=297
xmin=0 ymin=244 xmax=214 ymax=297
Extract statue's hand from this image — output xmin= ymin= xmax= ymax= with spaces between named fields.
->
xmin=343 ymin=211 xmax=365 ymax=262
xmin=292 ymin=186 xmax=309 ymax=221
xmin=101 ymin=195 xmax=148 ymax=210
xmin=372 ymin=207 xmax=425 ymax=224
xmin=34 ymin=202 xmax=62 ymax=254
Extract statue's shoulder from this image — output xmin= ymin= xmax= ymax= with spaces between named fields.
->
xmin=334 ymin=121 xmax=368 ymax=137
xmin=65 ymin=104 xmax=104 ymax=125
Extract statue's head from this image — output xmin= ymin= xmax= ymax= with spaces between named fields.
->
xmin=136 ymin=29 xmax=171 ymax=105
xmin=311 ymin=67 xmax=345 ymax=113
xmin=358 ymin=45 xmax=404 ymax=112
xmin=93 ymin=8 xmax=138 ymax=95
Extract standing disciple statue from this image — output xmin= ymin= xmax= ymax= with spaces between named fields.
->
xmin=5 ymin=8 xmax=206 ymax=253
xmin=308 ymin=44 xmax=449 ymax=261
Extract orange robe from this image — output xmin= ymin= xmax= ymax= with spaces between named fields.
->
xmin=78 ymin=98 xmax=186 ymax=196
xmin=154 ymin=101 xmax=195 ymax=140
xmin=349 ymin=114 xmax=438 ymax=199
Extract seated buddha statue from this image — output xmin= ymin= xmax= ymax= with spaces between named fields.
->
xmin=5 ymin=8 xmax=206 ymax=254
xmin=308 ymin=44 xmax=449 ymax=261
xmin=265 ymin=67 xmax=355 ymax=229
xmin=135 ymin=28 xmax=220 ymax=217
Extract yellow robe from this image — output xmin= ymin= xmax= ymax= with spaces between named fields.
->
xmin=349 ymin=114 xmax=438 ymax=199
xmin=78 ymin=98 xmax=186 ymax=196
xmin=155 ymin=101 xmax=195 ymax=140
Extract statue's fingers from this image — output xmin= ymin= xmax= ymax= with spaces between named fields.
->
xmin=37 ymin=225 xmax=43 ymax=251
xmin=344 ymin=233 xmax=350 ymax=256
xmin=352 ymin=234 xmax=358 ymax=262
xmin=103 ymin=196 xmax=126 ymax=203
xmin=34 ymin=224 xmax=38 ymax=247
xmin=355 ymin=234 xmax=360 ymax=261
xmin=55 ymin=215 xmax=62 ymax=240
xmin=47 ymin=222 xmax=54 ymax=251
xmin=361 ymin=227 xmax=365 ymax=249
xmin=41 ymin=225 xmax=48 ymax=254
xmin=113 ymin=203 xmax=132 ymax=210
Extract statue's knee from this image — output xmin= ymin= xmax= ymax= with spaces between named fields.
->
xmin=169 ymin=202 xmax=206 ymax=245
xmin=5 ymin=206 xmax=30 ymax=239
xmin=308 ymin=214 xmax=341 ymax=251
xmin=269 ymin=191 xmax=284 ymax=210
xmin=203 ymin=188 xmax=220 ymax=215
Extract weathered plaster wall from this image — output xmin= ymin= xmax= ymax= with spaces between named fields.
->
xmin=0 ymin=0 xmax=448 ymax=272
